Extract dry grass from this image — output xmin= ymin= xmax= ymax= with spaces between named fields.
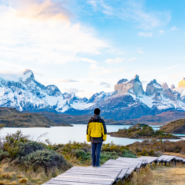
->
xmin=151 ymin=165 xmax=185 ymax=185
xmin=164 ymin=152 xmax=185 ymax=158
xmin=0 ymin=160 xmax=65 ymax=185
xmin=116 ymin=162 xmax=185 ymax=185
xmin=19 ymin=178 xmax=28 ymax=184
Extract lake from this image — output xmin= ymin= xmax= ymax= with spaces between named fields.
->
xmin=1 ymin=125 xmax=184 ymax=145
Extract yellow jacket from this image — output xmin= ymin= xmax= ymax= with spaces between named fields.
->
xmin=86 ymin=115 xmax=107 ymax=143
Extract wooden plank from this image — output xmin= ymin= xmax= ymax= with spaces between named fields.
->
xmin=62 ymin=171 xmax=119 ymax=177
xmin=47 ymin=177 xmax=114 ymax=185
xmin=67 ymin=166 xmax=121 ymax=173
xmin=43 ymin=182 xmax=101 ymax=185
xmin=59 ymin=173 xmax=117 ymax=180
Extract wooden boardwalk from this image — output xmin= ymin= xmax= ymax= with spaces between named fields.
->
xmin=43 ymin=155 xmax=185 ymax=185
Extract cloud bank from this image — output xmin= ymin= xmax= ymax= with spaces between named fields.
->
xmin=0 ymin=0 xmax=108 ymax=64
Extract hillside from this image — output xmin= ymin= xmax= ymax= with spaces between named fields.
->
xmin=38 ymin=112 xmax=130 ymax=125
xmin=0 ymin=108 xmax=71 ymax=127
xmin=0 ymin=107 xmax=20 ymax=116
xmin=122 ymin=111 xmax=185 ymax=125
xmin=108 ymin=124 xmax=179 ymax=139
xmin=160 ymin=119 xmax=185 ymax=134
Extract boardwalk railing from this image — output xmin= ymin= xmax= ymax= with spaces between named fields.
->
xmin=43 ymin=155 xmax=185 ymax=185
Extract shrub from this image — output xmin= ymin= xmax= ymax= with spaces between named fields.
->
xmin=100 ymin=151 xmax=118 ymax=164
xmin=0 ymin=150 xmax=9 ymax=161
xmin=3 ymin=131 xmax=29 ymax=158
xmin=19 ymin=178 xmax=28 ymax=184
xmin=17 ymin=141 xmax=45 ymax=159
xmin=0 ymin=181 xmax=5 ymax=185
xmin=73 ymin=149 xmax=91 ymax=161
xmin=21 ymin=150 xmax=68 ymax=170
xmin=1 ymin=172 xmax=12 ymax=179
xmin=122 ymin=149 xmax=137 ymax=158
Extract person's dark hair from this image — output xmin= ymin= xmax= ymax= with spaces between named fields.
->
xmin=94 ymin=108 xmax=100 ymax=115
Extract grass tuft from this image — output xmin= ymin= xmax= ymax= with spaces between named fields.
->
xmin=19 ymin=178 xmax=28 ymax=184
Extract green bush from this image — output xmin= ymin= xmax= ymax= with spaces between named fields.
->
xmin=21 ymin=150 xmax=68 ymax=169
xmin=122 ymin=149 xmax=137 ymax=158
xmin=100 ymin=151 xmax=118 ymax=164
xmin=17 ymin=141 xmax=45 ymax=158
xmin=0 ymin=149 xmax=9 ymax=161
xmin=3 ymin=130 xmax=29 ymax=158
xmin=74 ymin=149 xmax=91 ymax=161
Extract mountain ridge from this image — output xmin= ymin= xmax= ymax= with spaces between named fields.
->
xmin=0 ymin=69 xmax=185 ymax=121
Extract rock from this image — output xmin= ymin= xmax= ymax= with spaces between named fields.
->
xmin=146 ymin=79 xmax=163 ymax=96
xmin=178 ymin=78 xmax=185 ymax=88
xmin=161 ymin=82 xmax=169 ymax=89
xmin=162 ymin=88 xmax=176 ymax=101
xmin=171 ymin=84 xmax=175 ymax=89
xmin=153 ymin=92 xmax=162 ymax=101
xmin=114 ymin=75 xmax=144 ymax=96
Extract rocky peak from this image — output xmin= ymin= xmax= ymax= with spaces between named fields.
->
xmin=114 ymin=75 xmax=144 ymax=96
xmin=117 ymin=79 xmax=128 ymax=84
xmin=161 ymin=82 xmax=169 ymax=89
xmin=171 ymin=84 xmax=175 ymax=89
xmin=45 ymin=85 xmax=61 ymax=97
xmin=146 ymin=79 xmax=163 ymax=96
xmin=23 ymin=69 xmax=34 ymax=79
xmin=178 ymin=78 xmax=185 ymax=88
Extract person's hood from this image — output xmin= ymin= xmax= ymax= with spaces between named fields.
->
xmin=91 ymin=114 xmax=101 ymax=121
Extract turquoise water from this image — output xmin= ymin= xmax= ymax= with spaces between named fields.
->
xmin=0 ymin=125 xmax=183 ymax=146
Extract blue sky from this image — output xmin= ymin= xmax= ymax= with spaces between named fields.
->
xmin=0 ymin=0 xmax=184 ymax=98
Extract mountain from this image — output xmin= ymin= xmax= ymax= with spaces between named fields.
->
xmin=38 ymin=112 xmax=130 ymax=125
xmin=0 ymin=107 xmax=71 ymax=127
xmin=0 ymin=70 xmax=185 ymax=121
xmin=174 ymin=78 xmax=185 ymax=103
xmin=0 ymin=69 xmax=93 ymax=113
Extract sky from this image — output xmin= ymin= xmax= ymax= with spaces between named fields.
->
xmin=0 ymin=0 xmax=184 ymax=98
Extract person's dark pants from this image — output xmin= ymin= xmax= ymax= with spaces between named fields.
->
xmin=91 ymin=142 xmax=102 ymax=167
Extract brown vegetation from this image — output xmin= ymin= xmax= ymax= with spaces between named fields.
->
xmin=128 ymin=139 xmax=185 ymax=156
xmin=108 ymin=124 xmax=179 ymax=140
xmin=160 ymin=119 xmax=185 ymax=134
xmin=0 ymin=108 xmax=71 ymax=127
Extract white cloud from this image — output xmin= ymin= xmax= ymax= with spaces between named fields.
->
xmin=53 ymin=79 xmax=78 ymax=83
xmin=138 ymin=32 xmax=152 ymax=37
xmin=159 ymin=30 xmax=165 ymax=35
xmin=128 ymin=58 xmax=136 ymax=62
xmin=89 ymin=63 xmax=98 ymax=70
xmin=100 ymin=82 xmax=111 ymax=88
xmin=81 ymin=58 xmax=97 ymax=64
xmin=137 ymin=50 xmax=143 ymax=54
xmin=105 ymin=57 xmax=124 ymax=64
xmin=171 ymin=26 xmax=178 ymax=31
xmin=89 ymin=66 xmax=125 ymax=76
xmin=63 ymin=88 xmax=83 ymax=94
xmin=0 ymin=0 xmax=108 ymax=64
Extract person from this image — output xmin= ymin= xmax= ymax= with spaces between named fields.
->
xmin=86 ymin=108 xmax=107 ymax=167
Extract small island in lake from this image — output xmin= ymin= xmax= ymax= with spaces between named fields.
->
xmin=108 ymin=123 xmax=180 ymax=139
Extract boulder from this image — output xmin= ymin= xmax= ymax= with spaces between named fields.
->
xmin=146 ymin=79 xmax=163 ymax=96
xmin=114 ymin=75 xmax=144 ymax=96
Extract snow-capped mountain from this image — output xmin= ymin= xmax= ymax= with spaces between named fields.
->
xmin=0 ymin=69 xmax=185 ymax=121
xmin=0 ymin=70 xmax=94 ymax=113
